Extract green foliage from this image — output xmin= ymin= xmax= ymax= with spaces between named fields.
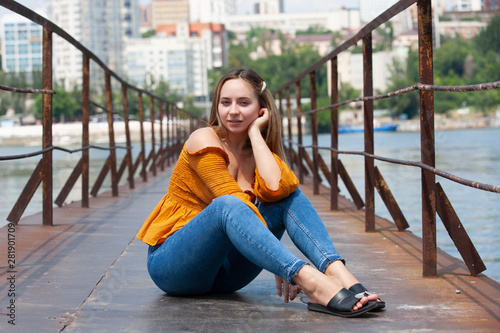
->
xmin=182 ymin=95 xmax=204 ymax=117
xmin=0 ymin=70 xmax=42 ymax=116
xmin=301 ymin=83 xmax=361 ymax=133
xmin=378 ymin=16 xmax=500 ymax=117
xmin=296 ymin=25 xmax=332 ymax=35
xmin=474 ymin=14 xmax=500 ymax=55
xmin=34 ymin=85 xmax=81 ymax=122
xmin=142 ymin=29 xmax=156 ymax=38
xmin=376 ymin=49 xmax=420 ymax=118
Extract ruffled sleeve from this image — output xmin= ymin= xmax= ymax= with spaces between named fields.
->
xmin=253 ymin=153 xmax=299 ymax=202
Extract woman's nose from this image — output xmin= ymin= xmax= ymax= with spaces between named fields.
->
xmin=228 ymin=103 xmax=238 ymax=114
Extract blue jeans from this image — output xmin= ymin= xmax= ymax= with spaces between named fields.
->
xmin=147 ymin=188 xmax=344 ymax=295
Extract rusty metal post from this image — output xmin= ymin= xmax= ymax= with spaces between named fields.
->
xmin=104 ymin=72 xmax=118 ymax=196
xmin=121 ymin=84 xmax=134 ymax=189
xmin=42 ymin=27 xmax=53 ymax=226
xmin=330 ymin=57 xmax=339 ymax=210
xmin=309 ymin=71 xmax=320 ymax=195
xmin=150 ymin=97 xmax=157 ymax=176
xmin=419 ymin=0 xmax=436 ymax=277
xmin=363 ymin=32 xmax=375 ymax=232
xmin=138 ymin=92 xmax=147 ymax=181
xmin=166 ymin=103 xmax=171 ymax=166
xmin=286 ymin=89 xmax=293 ymax=165
xmin=295 ymin=82 xmax=304 ymax=183
xmin=82 ymin=54 xmax=90 ymax=207
xmin=277 ymin=91 xmax=282 ymax=142
xmin=158 ymin=100 xmax=164 ymax=171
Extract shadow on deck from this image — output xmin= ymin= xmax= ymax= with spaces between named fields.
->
xmin=1 ymin=166 xmax=499 ymax=332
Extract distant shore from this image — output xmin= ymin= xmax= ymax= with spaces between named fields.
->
xmin=0 ymin=115 xmax=499 ymax=146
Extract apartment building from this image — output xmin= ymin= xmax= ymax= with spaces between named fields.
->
xmin=0 ymin=12 xmax=43 ymax=77
xmin=125 ymin=22 xmax=227 ymax=99
xmin=49 ymin=0 xmax=140 ymax=90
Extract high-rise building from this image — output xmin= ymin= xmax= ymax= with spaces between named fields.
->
xmin=450 ymin=0 xmax=482 ymax=11
xmin=125 ymin=22 xmax=227 ymax=99
xmin=0 ymin=12 xmax=44 ymax=77
xmin=151 ymin=0 xmax=190 ymax=28
xmin=483 ymin=0 xmax=500 ymax=10
xmin=49 ymin=0 xmax=140 ymax=90
xmin=259 ymin=0 xmax=283 ymax=14
xmin=189 ymin=0 xmax=236 ymax=24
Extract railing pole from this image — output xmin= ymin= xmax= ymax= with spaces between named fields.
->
xmin=138 ymin=92 xmax=147 ymax=181
xmin=363 ymin=32 xmax=375 ymax=232
xmin=150 ymin=97 xmax=156 ymax=176
xmin=158 ymin=101 xmax=164 ymax=171
xmin=121 ymin=84 xmax=134 ymax=189
xmin=166 ymin=103 xmax=171 ymax=166
xmin=330 ymin=57 xmax=339 ymax=210
xmin=286 ymin=89 xmax=293 ymax=164
xmin=82 ymin=54 xmax=90 ymax=207
xmin=104 ymin=72 xmax=118 ymax=196
xmin=309 ymin=71 xmax=320 ymax=194
xmin=295 ymin=82 xmax=304 ymax=183
xmin=42 ymin=27 xmax=53 ymax=226
xmin=419 ymin=0 xmax=437 ymax=277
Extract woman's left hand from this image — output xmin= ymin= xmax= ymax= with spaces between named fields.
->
xmin=248 ymin=108 xmax=269 ymax=135
xmin=274 ymin=275 xmax=301 ymax=303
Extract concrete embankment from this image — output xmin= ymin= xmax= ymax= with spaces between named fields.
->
xmin=0 ymin=121 xmax=153 ymax=146
xmin=0 ymin=116 xmax=499 ymax=146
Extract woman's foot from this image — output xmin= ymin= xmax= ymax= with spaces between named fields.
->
xmin=292 ymin=265 xmax=375 ymax=312
xmin=324 ymin=260 xmax=382 ymax=310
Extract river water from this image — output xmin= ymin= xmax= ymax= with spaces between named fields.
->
xmin=300 ymin=128 xmax=500 ymax=282
xmin=1 ymin=128 xmax=499 ymax=281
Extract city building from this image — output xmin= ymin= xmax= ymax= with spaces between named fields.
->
xmin=0 ymin=11 xmax=44 ymax=78
xmin=439 ymin=20 xmax=487 ymax=39
xmin=125 ymin=22 xmax=227 ymax=100
xmin=257 ymin=0 xmax=284 ymax=14
xmin=450 ymin=0 xmax=482 ymax=11
xmin=189 ymin=0 xmax=236 ymax=24
xmin=140 ymin=4 xmax=153 ymax=33
xmin=151 ymin=0 xmax=189 ymax=28
xmin=482 ymin=0 xmax=500 ymax=10
xmin=49 ymin=0 xmax=140 ymax=90
xmin=226 ymin=8 xmax=361 ymax=40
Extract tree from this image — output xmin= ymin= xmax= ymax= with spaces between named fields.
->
xmin=376 ymin=49 xmax=420 ymax=118
xmin=34 ymin=86 xmax=81 ymax=122
xmin=474 ymin=14 xmax=500 ymax=55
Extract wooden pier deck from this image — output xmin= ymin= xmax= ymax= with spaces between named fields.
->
xmin=1 ymin=166 xmax=499 ymax=332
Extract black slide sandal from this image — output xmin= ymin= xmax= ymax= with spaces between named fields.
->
xmin=349 ymin=283 xmax=385 ymax=311
xmin=307 ymin=288 xmax=378 ymax=318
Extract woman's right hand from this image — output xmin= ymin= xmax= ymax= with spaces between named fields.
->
xmin=275 ymin=275 xmax=301 ymax=303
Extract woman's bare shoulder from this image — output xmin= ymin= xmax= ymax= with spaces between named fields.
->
xmin=185 ymin=127 xmax=222 ymax=153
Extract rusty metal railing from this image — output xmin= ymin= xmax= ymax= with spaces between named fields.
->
xmin=274 ymin=0 xmax=499 ymax=277
xmin=0 ymin=1 xmax=202 ymax=226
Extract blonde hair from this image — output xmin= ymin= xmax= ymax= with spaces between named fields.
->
xmin=209 ymin=68 xmax=286 ymax=162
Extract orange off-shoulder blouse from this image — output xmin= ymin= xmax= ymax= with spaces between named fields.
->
xmin=136 ymin=145 xmax=299 ymax=246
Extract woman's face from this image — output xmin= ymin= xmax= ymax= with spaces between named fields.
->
xmin=218 ymin=78 xmax=261 ymax=136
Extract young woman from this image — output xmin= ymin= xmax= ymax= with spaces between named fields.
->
xmin=137 ymin=68 xmax=383 ymax=318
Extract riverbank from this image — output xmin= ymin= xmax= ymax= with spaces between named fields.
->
xmin=0 ymin=121 xmax=153 ymax=146
xmin=0 ymin=115 xmax=499 ymax=146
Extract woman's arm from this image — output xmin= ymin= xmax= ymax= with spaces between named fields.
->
xmin=248 ymin=108 xmax=281 ymax=191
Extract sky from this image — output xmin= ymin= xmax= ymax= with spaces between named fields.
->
xmin=0 ymin=0 xmax=383 ymax=20
xmin=1 ymin=0 xmax=453 ymax=21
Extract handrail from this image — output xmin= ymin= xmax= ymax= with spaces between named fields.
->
xmin=0 ymin=1 xmax=203 ymax=226
xmin=273 ymin=0 xmax=499 ymax=277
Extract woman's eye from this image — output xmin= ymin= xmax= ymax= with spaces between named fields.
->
xmin=221 ymin=101 xmax=230 ymax=106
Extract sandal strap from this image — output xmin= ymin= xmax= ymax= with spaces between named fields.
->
xmin=327 ymin=288 xmax=360 ymax=312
